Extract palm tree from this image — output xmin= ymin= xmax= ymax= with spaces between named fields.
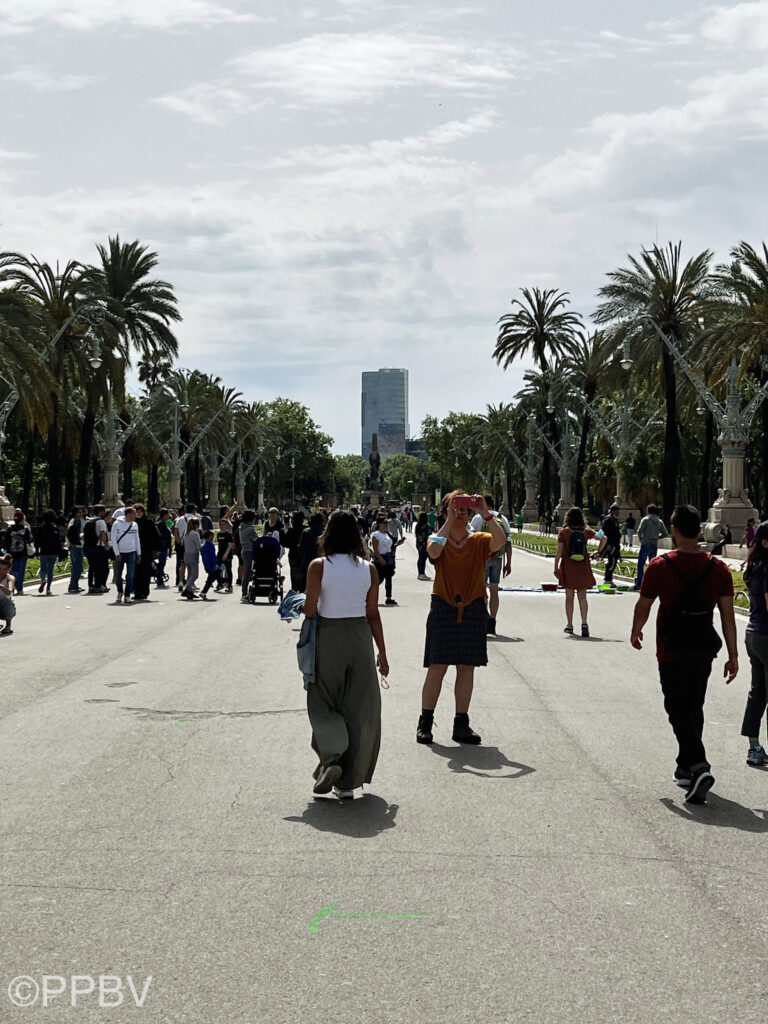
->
xmin=494 ymin=287 xmax=582 ymax=372
xmin=79 ymin=236 xmax=181 ymax=503
xmin=494 ymin=288 xmax=582 ymax=510
xmin=0 ymin=253 xmax=97 ymax=507
xmin=594 ymin=242 xmax=713 ymax=520
xmin=709 ymin=240 xmax=768 ymax=511
xmin=561 ymin=331 xmax=614 ymax=507
xmin=478 ymin=403 xmax=521 ymax=515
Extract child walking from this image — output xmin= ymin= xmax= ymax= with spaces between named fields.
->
xmin=200 ymin=531 xmax=220 ymax=600
xmin=553 ymin=506 xmax=596 ymax=638
xmin=182 ymin=518 xmax=202 ymax=600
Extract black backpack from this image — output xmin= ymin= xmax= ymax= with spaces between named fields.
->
xmin=83 ymin=518 xmax=99 ymax=547
xmin=66 ymin=520 xmax=82 ymax=547
xmin=659 ymin=554 xmax=723 ymax=658
xmin=567 ymin=529 xmax=587 ymax=562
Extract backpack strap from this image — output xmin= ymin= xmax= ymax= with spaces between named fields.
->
xmin=660 ymin=553 xmax=717 ymax=596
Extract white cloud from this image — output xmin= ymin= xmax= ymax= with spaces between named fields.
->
xmin=0 ymin=149 xmax=36 ymax=161
xmin=3 ymin=66 xmax=97 ymax=92
xmin=152 ymin=83 xmax=268 ymax=124
xmin=701 ymin=1 xmax=768 ymax=49
xmin=0 ymin=0 xmax=259 ymax=32
xmin=231 ymin=32 xmax=519 ymax=105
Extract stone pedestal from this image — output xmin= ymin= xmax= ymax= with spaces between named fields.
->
xmin=101 ymin=462 xmax=122 ymax=509
xmin=522 ymin=472 xmax=538 ymax=522
xmin=0 ymin=484 xmax=13 ymax=524
xmin=322 ymin=492 xmax=339 ymax=509
xmin=413 ymin=492 xmax=431 ymax=512
xmin=361 ymin=489 xmax=387 ymax=510
xmin=554 ymin=474 xmax=574 ymax=517
xmin=235 ymin=481 xmax=246 ymax=510
xmin=702 ymin=446 xmax=759 ymax=541
xmin=168 ymin=473 xmax=182 ymax=507
xmin=206 ymin=475 xmax=220 ymax=518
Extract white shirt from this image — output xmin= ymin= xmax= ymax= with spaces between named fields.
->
xmin=95 ymin=518 xmax=108 ymax=544
xmin=111 ymin=517 xmax=141 ymax=556
xmin=371 ymin=530 xmax=393 ymax=556
xmin=471 ymin=511 xmax=511 ymax=539
xmin=174 ymin=513 xmax=194 ymax=543
xmin=318 ymin=555 xmax=372 ymax=618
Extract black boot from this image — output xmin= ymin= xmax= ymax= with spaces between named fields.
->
xmin=416 ymin=712 xmax=434 ymax=744
xmin=452 ymin=713 xmax=481 ymax=744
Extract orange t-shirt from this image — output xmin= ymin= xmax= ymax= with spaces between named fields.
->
xmin=433 ymin=532 xmax=493 ymax=620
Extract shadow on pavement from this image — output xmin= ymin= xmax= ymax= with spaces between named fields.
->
xmin=429 ymin=743 xmax=535 ymax=779
xmin=660 ymin=795 xmax=768 ymax=832
xmin=565 ymin=636 xmax=624 ymax=644
xmin=489 ymin=635 xmax=525 ymax=643
xmin=284 ymin=795 xmax=398 ymax=838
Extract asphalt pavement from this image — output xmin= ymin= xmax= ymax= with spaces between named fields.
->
xmin=1 ymin=538 xmax=766 ymax=1023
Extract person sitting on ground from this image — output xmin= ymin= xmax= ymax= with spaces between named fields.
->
xmin=0 ymin=554 xmax=17 ymax=636
xmin=417 ymin=491 xmax=506 ymax=746
xmin=553 ymin=506 xmax=597 ymax=638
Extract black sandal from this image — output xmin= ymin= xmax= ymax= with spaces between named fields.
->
xmin=564 ymin=625 xmax=574 ymax=634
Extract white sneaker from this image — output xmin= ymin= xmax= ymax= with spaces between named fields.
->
xmin=332 ymin=787 xmax=354 ymax=800
xmin=417 ymin=574 xmax=431 ymax=581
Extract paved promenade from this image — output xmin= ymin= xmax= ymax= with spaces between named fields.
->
xmin=1 ymin=539 xmax=765 ymax=1023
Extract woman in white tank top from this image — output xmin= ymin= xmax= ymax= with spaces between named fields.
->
xmin=302 ymin=511 xmax=389 ymax=798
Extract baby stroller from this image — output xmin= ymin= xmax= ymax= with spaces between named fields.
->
xmin=247 ymin=535 xmax=285 ymax=605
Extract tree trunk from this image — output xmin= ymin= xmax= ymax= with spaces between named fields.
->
xmin=699 ymin=410 xmax=714 ymax=518
xmin=47 ymin=399 xmax=61 ymax=509
xmin=148 ymin=464 xmax=159 ymax=512
xmin=575 ymin=412 xmax=591 ymax=507
xmin=660 ymin=344 xmax=680 ymax=522
xmin=92 ymin=454 xmax=102 ymax=504
xmin=20 ymin=430 xmax=37 ymax=511
xmin=122 ymin=441 xmax=133 ymax=500
xmin=76 ymin=403 xmax=96 ymax=505
xmin=63 ymin=443 xmax=75 ymax=511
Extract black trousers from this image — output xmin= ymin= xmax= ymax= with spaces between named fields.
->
xmin=86 ymin=545 xmax=109 ymax=589
xmin=742 ymin=632 xmax=768 ymax=738
xmin=659 ymin=659 xmax=712 ymax=771
xmin=375 ymin=560 xmax=394 ymax=599
xmin=603 ymin=545 xmax=620 ymax=583
xmin=201 ymin=569 xmax=219 ymax=595
xmin=133 ymin=555 xmax=154 ymax=599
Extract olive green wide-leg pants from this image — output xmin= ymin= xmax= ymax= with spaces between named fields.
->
xmin=307 ymin=617 xmax=381 ymax=790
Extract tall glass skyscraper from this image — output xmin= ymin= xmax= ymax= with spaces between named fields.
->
xmin=361 ymin=368 xmax=409 ymax=459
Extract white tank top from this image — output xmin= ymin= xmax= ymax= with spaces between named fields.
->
xmin=318 ymin=555 xmax=372 ymax=618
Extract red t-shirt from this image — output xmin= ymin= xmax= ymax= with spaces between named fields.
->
xmin=640 ymin=550 xmax=734 ymax=662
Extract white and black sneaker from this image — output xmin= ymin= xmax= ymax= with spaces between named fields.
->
xmin=673 ymin=768 xmax=692 ymax=788
xmin=685 ymin=768 xmax=715 ymax=804
xmin=313 ymin=762 xmax=342 ymax=795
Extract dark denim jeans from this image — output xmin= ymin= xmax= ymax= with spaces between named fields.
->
xmin=11 ymin=555 xmax=27 ymax=593
xmin=742 ymin=631 xmax=768 ymax=738
xmin=659 ymin=659 xmax=712 ymax=772
xmin=114 ymin=551 xmax=137 ymax=598
xmin=636 ymin=543 xmax=658 ymax=588
xmin=417 ymin=546 xmax=428 ymax=575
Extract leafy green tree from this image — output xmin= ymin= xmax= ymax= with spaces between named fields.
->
xmin=263 ymin=398 xmax=334 ymax=506
xmin=380 ymin=454 xmax=422 ymax=501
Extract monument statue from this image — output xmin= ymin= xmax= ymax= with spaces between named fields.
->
xmin=416 ymin=461 xmax=428 ymax=489
xmin=368 ymin=433 xmax=381 ymax=487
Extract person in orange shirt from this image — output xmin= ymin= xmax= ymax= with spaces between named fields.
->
xmin=417 ymin=491 xmax=506 ymax=746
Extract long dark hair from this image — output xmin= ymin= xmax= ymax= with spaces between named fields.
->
xmin=319 ymin=510 xmax=366 ymax=560
xmin=744 ymin=524 xmax=768 ymax=583
xmin=564 ymin=506 xmax=585 ymax=530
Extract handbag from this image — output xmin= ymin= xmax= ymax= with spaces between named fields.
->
xmin=26 ymin=542 xmax=35 ymax=557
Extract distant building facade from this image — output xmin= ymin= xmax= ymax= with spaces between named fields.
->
xmin=361 ymin=368 xmax=410 ymax=459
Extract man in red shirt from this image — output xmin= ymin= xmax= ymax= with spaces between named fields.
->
xmin=631 ymin=505 xmax=738 ymax=804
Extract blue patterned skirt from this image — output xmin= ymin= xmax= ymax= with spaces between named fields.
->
xmin=423 ymin=595 xmax=488 ymax=668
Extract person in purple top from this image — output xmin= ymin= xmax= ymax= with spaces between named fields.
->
xmin=741 ymin=521 xmax=768 ymax=766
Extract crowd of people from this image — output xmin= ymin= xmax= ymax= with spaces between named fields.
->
xmin=2 ymin=491 xmax=768 ymax=813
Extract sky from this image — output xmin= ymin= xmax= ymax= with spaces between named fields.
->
xmin=2 ymin=0 xmax=768 ymax=453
